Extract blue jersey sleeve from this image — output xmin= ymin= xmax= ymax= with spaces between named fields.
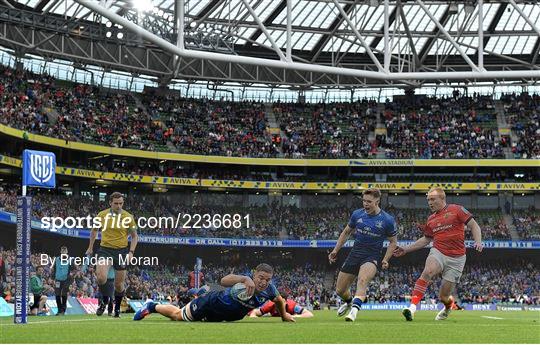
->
xmin=268 ymin=283 xmax=279 ymax=300
xmin=386 ymin=216 xmax=398 ymax=237
xmin=348 ymin=211 xmax=358 ymax=228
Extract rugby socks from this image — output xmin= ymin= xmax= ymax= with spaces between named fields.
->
xmin=147 ymin=301 xmax=158 ymax=313
xmin=410 ymin=278 xmax=429 ymax=310
xmin=343 ymin=296 xmax=352 ymax=305
xmin=98 ymin=283 xmax=109 ymax=305
xmin=55 ymin=296 xmax=62 ymax=312
xmin=351 ymin=297 xmax=364 ymax=311
xmin=101 ymin=295 xmax=110 ymax=306
xmin=442 ymin=296 xmax=454 ymax=310
xmin=114 ymin=291 xmax=124 ymax=312
xmin=61 ymin=296 xmax=67 ymax=312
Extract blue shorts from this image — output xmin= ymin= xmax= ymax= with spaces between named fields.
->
xmin=186 ymin=292 xmax=239 ymax=322
xmin=340 ymin=251 xmax=379 ymax=275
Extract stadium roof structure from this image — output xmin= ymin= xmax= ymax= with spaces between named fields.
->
xmin=1 ymin=0 xmax=539 ymax=89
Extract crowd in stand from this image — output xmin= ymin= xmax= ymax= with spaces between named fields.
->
xmin=457 ymin=260 xmax=539 ymax=305
xmin=0 ymin=65 xmax=278 ymax=157
xmin=0 ymin=185 xmax=524 ymax=240
xmin=501 ymin=93 xmax=540 ymax=159
xmin=339 ymin=259 xmax=540 ymax=305
xmin=0 ymin=66 xmax=165 ymax=151
xmin=0 ymin=250 xmax=98 ymax=301
xmin=513 ymin=208 xmax=540 ymax=240
xmin=1 ymin=248 xmax=538 ymax=308
xmin=0 ymin=249 xmax=329 ymax=307
xmin=274 ymin=101 xmax=377 ymax=158
xmin=4 ymin=64 xmax=538 ymax=160
xmin=379 ymin=94 xmax=505 ymax=159
xmin=144 ymin=92 xmax=279 ymax=157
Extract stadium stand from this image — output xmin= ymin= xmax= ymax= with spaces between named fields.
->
xmin=512 ymin=208 xmax=540 ymax=240
xmin=274 ymin=101 xmax=377 ymax=158
xmin=0 ymin=185 xmax=521 ymax=240
xmin=1 ymin=249 xmax=537 ymax=307
xmin=1 ymin=64 xmax=537 ymax=160
xmin=335 ymin=259 xmax=540 ymax=305
xmin=500 ymin=93 xmax=540 ymax=159
xmin=379 ymin=95 xmax=504 ymax=159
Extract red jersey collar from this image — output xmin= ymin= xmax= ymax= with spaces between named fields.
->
xmin=435 ymin=204 xmax=449 ymax=214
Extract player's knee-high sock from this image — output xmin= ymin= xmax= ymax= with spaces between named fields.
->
xmin=98 ymin=284 xmax=110 ymax=305
xmin=114 ymin=290 xmax=124 ymax=312
xmin=100 ymin=294 xmax=110 ymax=306
xmin=351 ymin=297 xmax=364 ymax=311
xmin=410 ymin=278 xmax=429 ymax=310
xmin=147 ymin=301 xmax=158 ymax=313
xmin=55 ymin=296 xmax=62 ymax=312
xmin=342 ymin=296 xmax=352 ymax=304
xmin=61 ymin=296 xmax=67 ymax=312
xmin=442 ymin=296 xmax=454 ymax=310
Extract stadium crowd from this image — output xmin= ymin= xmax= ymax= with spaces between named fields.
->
xmin=0 ymin=249 xmax=538 ymax=308
xmin=0 ymin=249 xmax=330 ymax=308
xmin=340 ymin=259 xmax=540 ymax=305
xmin=0 ymin=186 xmax=522 ymax=240
xmin=501 ymin=92 xmax=540 ymax=159
xmin=144 ymin=93 xmax=279 ymax=157
xmin=379 ymin=95 xmax=504 ymax=159
xmin=2 ymin=64 xmax=537 ymax=160
xmin=274 ymin=101 xmax=377 ymax=158
xmin=512 ymin=208 xmax=540 ymax=240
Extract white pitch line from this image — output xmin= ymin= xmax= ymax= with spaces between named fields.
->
xmin=481 ymin=316 xmax=504 ymax=320
xmin=0 ymin=318 xmax=112 ymax=327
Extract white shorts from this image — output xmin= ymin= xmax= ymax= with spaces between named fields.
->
xmin=428 ymin=247 xmax=466 ymax=283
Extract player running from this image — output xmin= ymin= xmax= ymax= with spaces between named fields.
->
xmin=249 ymin=297 xmax=314 ymax=318
xmin=85 ymin=192 xmax=138 ymax=317
xmin=328 ymin=188 xmax=398 ymax=322
xmin=394 ymin=187 xmax=483 ymax=321
xmin=133 ymin=263 xmax=295 ymax=323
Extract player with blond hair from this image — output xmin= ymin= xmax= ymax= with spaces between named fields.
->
xmin=394 ymin=187 xmax=483 ymax=321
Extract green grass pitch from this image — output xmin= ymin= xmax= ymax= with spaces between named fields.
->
xmin=1 ymin=310 xmax=539 ymax=343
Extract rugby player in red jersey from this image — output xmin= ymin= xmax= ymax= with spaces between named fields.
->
xmin=249 ymin=298 xmax=314 ymax=318
xmin=393 ymin=187 xmax=483 ymax=321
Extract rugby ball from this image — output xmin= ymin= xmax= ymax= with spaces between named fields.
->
xmin=231 ymin=282 xmax=252 ymax=301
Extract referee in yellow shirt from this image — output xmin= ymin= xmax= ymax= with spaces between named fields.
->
xmin=86 ymin=192 xmax=138 ymax=317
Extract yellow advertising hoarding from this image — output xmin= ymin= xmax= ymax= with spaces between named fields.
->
xmin=0 ymin=154 xmax=538 ymax=191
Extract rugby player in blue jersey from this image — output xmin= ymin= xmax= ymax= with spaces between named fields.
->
xmin=328 ymin=188 xmax=398 ymax=322
xmin=133 ymin=263 xmax=295 ymax=323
